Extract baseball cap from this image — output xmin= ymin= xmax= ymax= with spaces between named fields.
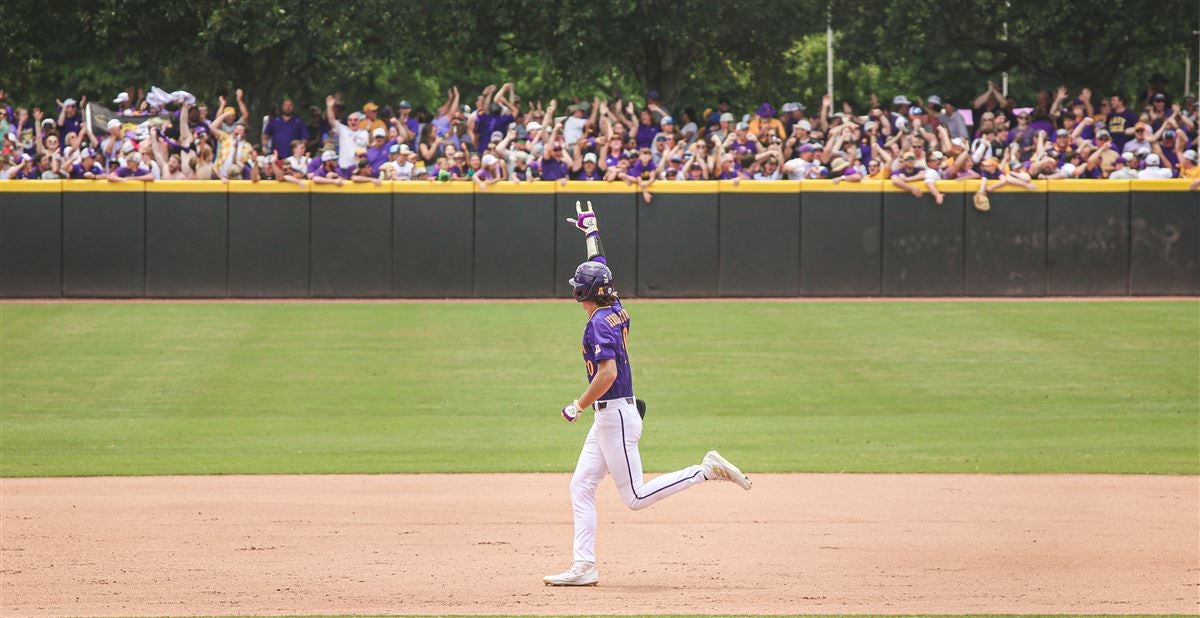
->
xmin=892 ymin=95 xmax=911 ymax=106
xmin=1146 ymin=153 xmax=1161 ymax=166
xmin=1056 ymin=129 xmax=1068 ymax=137
xmin=781 ymin=102 xmax=797 ymax=113
xmin=388 ymin=143 xmax=401 ymax=154
xmin=398 ymin=100 xmax=412 ymax=109
xmin=362 ymin=102 xmax=379 ymax=112
xmin=79 ymin=147 xmax=95 ymax=158
xmin=583 ymin=152 xmax=598 ymax=163
xmin=909 ymin=106 xmax=923 ymax=116
xmin=106 ymin=118 xmax=122 ymax=130
xmin=490 ymin=131 xmax=503 ymax=142
xmin=348 ymin=111 xmax=365 ymax=121
xmin=482 ymin=154 xmax=497 ymax=167
xmin=1164 ymin=129 xmax=1177 ymax=139
xmin=120 ymin=140 xmax=135 ymax=154
xmin=756 ymin=102 xmax=775 ymax=117
xmin=398 ymin=144 xmax=411 ymax=154
xmin=926 ymin=95 xmax=942 ymax=105
xmin=930 ymin=151 xmax=945 ymax=161
xmin=1097 ymin=129 xmax=1112 ymax=139
xmin=113 ymin=92 xmax=130 ymax=104
xmin=1119 ymin=152 xmax=1135 ymax=162
xmin=525 ymin=121 xmax=542 ymax=132
xmin=1152 ymin=93 xmax=1166 ymax=102
xmin=719 ymin=112 xmax=734 ymax=122
xmin=320 ymin=150 xmax=337 ymax=162
xmin=735 ymin=121 xmax=749 ymax=130
xmin=660 ymin=116 xmax=674 ymax=126
xmin=798 ymin=144 xmax=814 ymax=154
xmin=372 ymin=128 xmax=386 ymax=138
xmin=796 ymin=120 xmax=812 ymax=131
xmin=1185 ymin=149 xmax=1198 ymax=162
xmin=63 ymin=98 xmax=77 ymax=107
xmin=1136 ymin=146 xmax=1151 ymax=157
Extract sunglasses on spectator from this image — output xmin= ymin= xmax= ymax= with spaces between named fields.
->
xmin=904 ymin=156 xmax=916 ymax=161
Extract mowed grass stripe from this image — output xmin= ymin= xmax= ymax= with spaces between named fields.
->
xmin=1 ymin=301 xmax=1196 ymax=476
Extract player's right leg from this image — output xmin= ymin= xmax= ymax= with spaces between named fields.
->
xmin=595 ymin=403 xmax=709 ymax=511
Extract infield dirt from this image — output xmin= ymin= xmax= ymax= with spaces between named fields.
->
xmin=2 ymin=473 xmax=1197 ymax=616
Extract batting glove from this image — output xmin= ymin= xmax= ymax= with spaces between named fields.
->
xmin=561 ymin=400 xmax=583 ymax=422
xmin=565 ymin=200 xmax=599 ymax=235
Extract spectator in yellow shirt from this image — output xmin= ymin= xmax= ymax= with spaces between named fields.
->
xmin=1179 ymin=150 xmax=1200 ymax=179
xmin=361 ymin=101 xmax=386 ymax=135
xmin=749 ymin=102 xmax=785 ymax=142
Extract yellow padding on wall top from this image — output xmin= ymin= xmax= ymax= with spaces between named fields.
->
xmin=310 ymin=181 xmax=393 ymax=194
xmin=718 ymin=179 xmax=802 ymax=193
xmin=6 ymin=177 xmax=1197 ymax=196
xmin=1048 ymin=179 xmax=1128 ymax=192
xmin=145 ymin=180 xmax=224 ymax=193
xmin=800 ymin=179 xmax=883 ymax=193
xmin=225 ymin=180 xmax=308 ymax=193
xmin=1129 ymin=179 xmax=1198 ymax=192
xmin=61 ymin=179 xmax=144 ymax=192
xmin=1 ymin=179 xmax=62 ymax=193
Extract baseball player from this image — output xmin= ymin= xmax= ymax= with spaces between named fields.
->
xmin=543 ymin=201 xmax=752 ymax=587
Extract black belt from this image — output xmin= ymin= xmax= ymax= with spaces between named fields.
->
xmin=595 ymin=397 xmax=634 ymax=410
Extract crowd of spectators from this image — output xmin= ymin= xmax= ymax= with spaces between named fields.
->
xmin=2 ymin=74 xmax=1197 ymax=201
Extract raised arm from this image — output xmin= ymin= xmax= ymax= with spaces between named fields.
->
xmin=325 ymin=95 xmax=340 ymax=129
xmin=564 ymin=200 xmax=607 ymax=264
xmin=235 ymin=89 xmax=249 ymax=125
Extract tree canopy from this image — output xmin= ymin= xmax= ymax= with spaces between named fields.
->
xmin=2 ymin=0 xmax=1194 ymax=118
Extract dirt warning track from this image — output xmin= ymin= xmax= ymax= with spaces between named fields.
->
xmin=2 ymin=473 xmax=1196 ymax=616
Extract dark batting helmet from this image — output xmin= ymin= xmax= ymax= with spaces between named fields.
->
xmin=568 ymin=261 xmax=615 ymax=303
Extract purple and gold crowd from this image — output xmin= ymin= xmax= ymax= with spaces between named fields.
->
xmin=2 ymin=74 xmax=1197 ymax=201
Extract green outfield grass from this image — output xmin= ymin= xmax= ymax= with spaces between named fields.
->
xmin=1 ymin=301 xmax=1196 ymax=477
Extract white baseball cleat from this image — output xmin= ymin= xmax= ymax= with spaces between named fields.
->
xmin=703 ymin=450 xmax=752 ymax=490
xmin=543 ymin=561 xmax=599 ymax=586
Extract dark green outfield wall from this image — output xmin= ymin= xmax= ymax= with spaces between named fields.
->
xmin=1 ymin=179 xmax=1195 ymax=298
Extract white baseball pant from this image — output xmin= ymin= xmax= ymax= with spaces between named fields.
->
xmin=570 ymin=398 xmax=708 ymax=563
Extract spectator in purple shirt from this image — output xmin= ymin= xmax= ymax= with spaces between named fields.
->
xmin=57 ymin=97 xmax=84 ymax=140
xmin=262 ymin=99 xmax=309 ymax=159
xmin=396 ymin=100 xmax=419 ymax=148
xmin=107 ymin=153 xmax=154 ymax=182
xmin=365 ymin=128 xmax=394 ymax=174
xmin=1106 ymin=94 xmax=1139 ymax=151
xmin=623 ymin=146 xmax=657 ymax=203
xmin=539 ymin=121 xmax=571 ymax=183
xmin=309 ymin=150 xmax=346 ymax=185
xmin=5 ymin=153 xmax=37 ymax=179
xmin=634 ymin=109 xmax=659 ymax=150
xmin=70 ymin=148 xmax=104 ymax=179
xmin=571 ymin=152 xmax=604 ymax=180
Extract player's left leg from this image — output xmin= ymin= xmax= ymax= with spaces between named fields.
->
xmin=545 ymin=422 xmax=607 ymax=586
xmin=594 ymin=402 xmax=708 ymax=511
xmin=569 ymin=424 xmax=608 ymax=564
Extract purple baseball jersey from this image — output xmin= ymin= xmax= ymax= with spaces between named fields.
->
xmin=581 ymin=299 xmax=633 ymax=401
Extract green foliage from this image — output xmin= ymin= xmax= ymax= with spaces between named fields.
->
xmin=0 ymin=0 xmax=1195 ymax=124
xmin=1 ymin=301 xmax=1196 ymax=476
